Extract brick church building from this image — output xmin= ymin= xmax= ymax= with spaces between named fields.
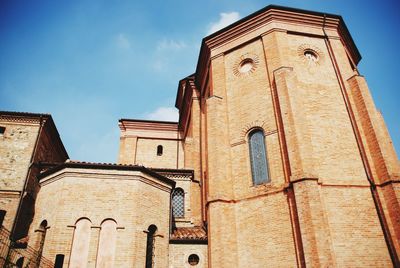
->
xmin=1 ymin=5 xmax=399 ymax=267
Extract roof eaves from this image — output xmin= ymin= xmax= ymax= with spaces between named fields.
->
xmin=38 ymin=161 xmax=176 ymax=187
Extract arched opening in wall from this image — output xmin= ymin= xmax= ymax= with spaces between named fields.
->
xmin=188 ymin=254 xmax=200 ymax=266
xmin=0 ymin=126 xmax=5 ymax=135
xmin=69 ymin=218 xmax=91 ymax=268
xmin=54 ymin=254 xmax=65 ymax=268
xmin=157 ymin=145 xmax=163 ymax=156
xmin=0 ymin=210 xmax=6 ymax=227
xmin=16 ymin=257 xmax=24 ymax=268
xmin=248 ymin=129 xmax=270 ymax=185
xmin=145 ymin=224 xmax=157 ymax=268
xmin=35 ymin=220 xmax=48 ymax=265
xmin=96 ymin=219 xmax=117 ymax=268
xmin=172 ymin=188 xmax=184 ymax=218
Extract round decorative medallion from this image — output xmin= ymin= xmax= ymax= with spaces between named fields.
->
xmin=233 ymin=53 xmax=259 ymax=76
xmin=297 ymin=44 xmax=324 ymax=67
xmin=304 ymin=49 xmax=319 ymax=62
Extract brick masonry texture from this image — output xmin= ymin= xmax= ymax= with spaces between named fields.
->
xmin=1 ymin=5 xmax=400 ymax=268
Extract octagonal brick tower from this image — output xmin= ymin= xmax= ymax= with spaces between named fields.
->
xmin=176 ymin=5 xmax=400 ymax=267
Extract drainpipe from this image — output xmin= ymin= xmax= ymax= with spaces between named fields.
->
xmin=322 ymin=14 xmax=399 ymax=266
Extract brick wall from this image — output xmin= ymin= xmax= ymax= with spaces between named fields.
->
xmin=29 ymin=167 xmax=173 ymax=268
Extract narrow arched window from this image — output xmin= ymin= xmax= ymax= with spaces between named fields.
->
xmin=248 ymin=129 xmax=270 ymax=185
xmin=54 ymin=254 xmax=65 ymax=268
xmin=145 ymin=225 xmax=157 ymax=268
xmin=0 ymin=210 xmax=6 ymax=227
xmin=69 ymin=218 xmax=91 ymax=268
xmin=172 ymin=188 xmax=184 ymax=218
xmin=157 ymin=145 xmax=163 ymax=156
xmin=96 ymin=219 xmax=117 ymax=268
xmin=35 ymin=220 xmax=48 ymax=265
xmin=16 ymin=257 xmax=24 ymax=268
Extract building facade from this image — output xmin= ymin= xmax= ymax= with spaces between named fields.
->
xmin=0 ymin=5 xmax=399 ymax=268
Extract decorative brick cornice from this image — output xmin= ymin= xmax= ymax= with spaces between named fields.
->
xmin=119 ymin=119 xmax=178 ymax=132
xmin=194 ymin=5 xmax=360 ymax=96
xmin=0 ymin=111 xmax=50 ymax=124
xmin=37 ymin=160 xmax=176 ymax=187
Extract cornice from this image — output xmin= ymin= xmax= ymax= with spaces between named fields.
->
xmin=194 ymin=5 xmax=360 ymax=96
xmin=40 ymin=169 xmax=174 ymax=192
xmin=119 ymin=119 xmax=179 ymax=132
xmin=38 ymin=161 xmax=176 ymax=188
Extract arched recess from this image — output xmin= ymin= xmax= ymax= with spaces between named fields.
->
xmin=145 ymin=225 xmax=157 ymax=268
xmin=96 ymin=219 xmax=117 ymax=268
xmin=69 ymin=218 xmax=91 ymax=268
xmin=248 ymin=128 xmax=270 ymax=185
xmin=35 ymin=220 xmax=48 ymax=265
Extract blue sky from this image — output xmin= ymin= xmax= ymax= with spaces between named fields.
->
xmin=1 ymin=0 xmax=399 ymax=163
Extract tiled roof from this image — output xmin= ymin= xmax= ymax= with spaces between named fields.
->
xmin=37 ymin=160 xmax=176 ymax=186
xmin=0 ymin=110 xmax=51 ymax=118
xmin=171 ymin=227 xmax=207 ymax=241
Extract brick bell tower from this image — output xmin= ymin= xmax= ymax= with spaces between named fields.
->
xmin=183 ymin=5 xmax=400 ymax=267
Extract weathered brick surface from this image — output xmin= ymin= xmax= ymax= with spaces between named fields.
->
xmin=323 ymin=185 xmax=391 ymax=266
xmin=169 ymin=244 xmax=208 ymax=268
xmin=29 ymin=167 xmax=173 ymax=267
xmin=199 ymin=8 xmax=400 ymax=267
xmin=135 ymin=138 xmax=183 ymax=169
xmin=0 ymin=122 xmax=38 ymax=191
xmin=2 ymin=6 xmax=400 ymax=268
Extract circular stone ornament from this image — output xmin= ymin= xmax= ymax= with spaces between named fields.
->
xmin=233 ymin=53 xmax=259 ymax=76
xmin=297 ymin=44 xmax=324 ymax=67
xmin=304 ymin=49 xmax=319 ymax=62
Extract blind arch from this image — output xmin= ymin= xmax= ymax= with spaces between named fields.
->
xmin=69 ymin=218 xmax=91 ymax=268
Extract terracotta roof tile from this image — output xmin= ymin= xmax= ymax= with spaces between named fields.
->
xmin=171 ymin=227 xmax=207 ymax=241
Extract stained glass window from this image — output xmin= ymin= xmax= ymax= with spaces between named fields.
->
xmin=172 ymin=188 xmax=184 ymax=218
xmin=248 ymin=129 xmax=270 ymax=185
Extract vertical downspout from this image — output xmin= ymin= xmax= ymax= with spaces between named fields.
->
xmin=322 ymin=14 xmax=399 ymax=266
xmin=176 ymin=123 xmax=179 ymax=169
xmin=10 ymin=115 xmax=44 ymax=241
xmin=198 ymin=92 xmax=206 ymax=223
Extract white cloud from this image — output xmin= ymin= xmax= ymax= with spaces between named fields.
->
xmin=145 ymin=107 xmax=179 ymax=121
xmin=207 ymin=12 xmax=240 ymax=35
xmin=157 ymin=39 xmax=187 ymax=51
xmin=116 ymin=33 xmax=131 ymax=49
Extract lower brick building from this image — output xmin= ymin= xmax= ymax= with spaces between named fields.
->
xmin=0 ymin=5 xmax=399 ymax=268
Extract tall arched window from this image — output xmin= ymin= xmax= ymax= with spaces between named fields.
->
xmin=248 ymin=129 xmax=270 ymax=185
xmin=96 ymin=219 xmax=117 ymax=268
xmin=172 ymin=188 xmax=184 ymax=218
xmin=145 ymin=225 xmax=157 ymax=268
xmin=69 ymin=218 xmax=91 ymax=268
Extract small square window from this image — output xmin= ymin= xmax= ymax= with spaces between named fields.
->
xmin=0 ymin=126 xmax=5 ymax=136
